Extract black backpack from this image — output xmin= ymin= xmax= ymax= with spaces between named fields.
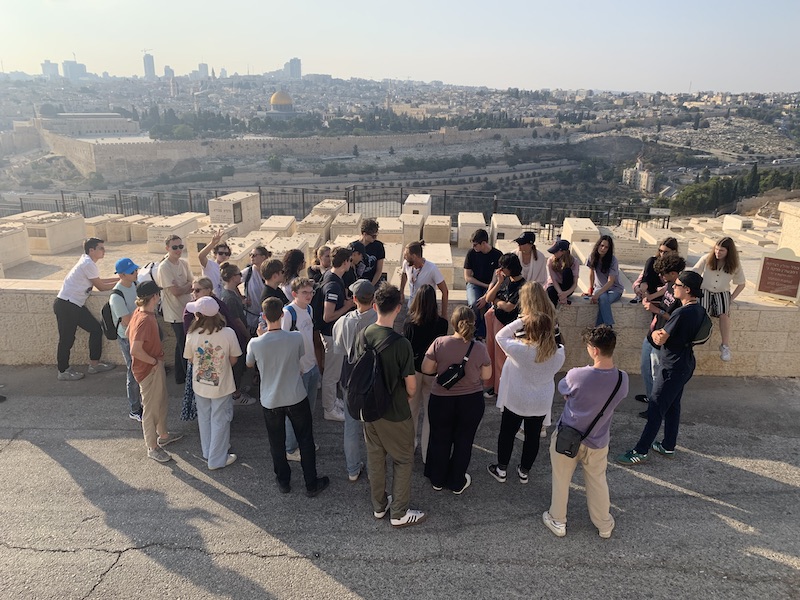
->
xmin=310 ymin=283 xmax=326 ymax=331
xmin=691 ymin=310 xmax=713 ymax=346
xmin=100 ymin=289 xmax=125 ymax=341
xmin=346 ymin=328 xmax=401 ymax=422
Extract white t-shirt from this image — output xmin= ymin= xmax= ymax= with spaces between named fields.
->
xmin=241 ymin=265 xmax=265 ymax=329
xmin=57 ymin=254 xmax=100 ymax=307
xmin=516 ymin=249 xmax=548 ymax=286
xmin=155 ymin=257 xmax=192 ymax=323
xmin=183 ymin=326 xmax=241 ymax=399
xmin=202 ymin=260 xmax=224 ymax=298
xmin=403 ymin=259 xmax=445 ymax=307
xmin=281 ymin=301 xmax=316 ymax=374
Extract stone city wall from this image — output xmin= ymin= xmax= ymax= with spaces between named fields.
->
xmin=2 ymin=280 xmax=797 ymax=378
xmin=46 ymin=127 xmax=536 ymax=183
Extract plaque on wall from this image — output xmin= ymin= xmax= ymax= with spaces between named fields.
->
xmin=756 ymin=248 xmax=800 ymax=303
xmin=232 ymin=201 xmax=242 ymax=224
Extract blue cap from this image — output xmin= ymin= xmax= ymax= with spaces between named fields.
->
xmin=115 ymin=258 xmax=140 ymax=274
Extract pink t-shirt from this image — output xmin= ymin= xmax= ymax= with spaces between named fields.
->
xmin=425 ymin=336 xmax=490 ymax=397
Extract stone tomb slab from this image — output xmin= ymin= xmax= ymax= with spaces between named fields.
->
xmin=330 ymin=213 xmax=363 ymax=241
xmin=0 ymin=222 xmax=32 ymax=269
xmin=146 ymin=213 xmax=202 ymax=253
xmin=424 ymin=243 xmax=454 ymax=286
xmin=84 ymin=214 xmax=123 ymax=240
xmin=457 ymin=212 xmax=487 ymax=249
xmin=382 ymin=242 xmax=404 ymax=276
xmin=24 ymin=212 xmax=85 ymax=255
xmin=208 ymin=192 xmax=261 ymax=236
xmin=130 ymin=216 xmax=165 ymax=242
xmin=311 ymin=198 xmax=347 ymax=218
xmin=0 ymin=210 xmax=52 ymax=223
xmin=423 ymin=216 xmax=451 ymax=244
xmin=106 ymin=214 xmax=149 ymax=243
xmin=265 ymin=236 xmax=309 ymax=267
xmin=561 ymin=217 xmax=599 ymax=245
xmin=212 ymin=236 xmax=258 ymax=271
xmin=402 ymin=194 xmax=432 ymax=218
xmin=287 ymin=233 xmax=322 ymax=266
xmin=297 ymin=212 xmax=334 ymax=244
xmin=260 ymin=215 xmax=296 ymax=238
xmin=377 ymin=217 xmax=404 ymax=244
xmin=241 ymin=230 xmax=278 ymax=250
xmin=490 ymin=214 xmax=524 ymax=246
xmin=399 ymin=214 xmax=424 ymax=245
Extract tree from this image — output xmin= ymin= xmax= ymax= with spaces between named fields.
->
xmin=353 ymin=144 xmax=359 ymax=157
xmin=693 ymin=113 xmax=701 ymax=130
xmin=87 ymin=172 xmax=106 ymax=190
xmin=389 ymin=146 xmax=395 ymax=155
xmin=701 ymin=166 xmax=711 ymax=182
xmin=172 ymin=124 xmax=195 ymax=140
xmin=267 ymin=155 xmax=282 ymax=172
xmin=748 ymin=162 xmax=759 ymax=195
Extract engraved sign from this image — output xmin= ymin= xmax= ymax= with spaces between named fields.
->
xmin=756 ymin=249 xmax=800 ymax=303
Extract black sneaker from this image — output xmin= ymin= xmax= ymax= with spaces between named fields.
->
xmin=635 ymin=394 xmax=648 ymax=403
xmin=277 ymin=479 xmax=291 ymax=494
xmin=306 ymin=476 xmax=330 ymax=498
xmin=487 ymin=464 xmax=507 ymax=483
xmin=638 ymin=410 xmax=648 ymax=419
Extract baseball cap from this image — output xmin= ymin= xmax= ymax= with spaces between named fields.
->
xmin=348 ymin=241 xmax=366 ymax=255
xmin=349 ymin=279 xmax=375 ymax=298
xmin=185 ymin=296 xmax=220 ymax=317
xmin=115 ymin=258 xmax=140 ymax=274
xmin=514 ymin=232 xmax=536 ymax=246
xmin=136 ymin=280 xmax=161 ymax=298
xmin=548 ymin=240 xmax=570 ymax=254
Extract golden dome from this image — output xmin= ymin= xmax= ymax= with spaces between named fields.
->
xmin=270 ymin=91 xmax=293 ymax=106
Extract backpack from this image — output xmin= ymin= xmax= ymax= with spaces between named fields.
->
xmin=346 ymin=329 xmax=401 ymax=422
xmin=691 ymin=310 xmax=713 ymax=346
xmin=310 ymin=283 xmax=326 ymax=331
xmin=137 ymin=259 xmax=161 ymax=286
xmin=100 ymin=289 xmax=125 ymax=341
xmin=284 ymin=304 xmax=312 ymax=331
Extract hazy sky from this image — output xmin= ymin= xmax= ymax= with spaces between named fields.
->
xmin=1 ymin=0 xmax=798 ymax=93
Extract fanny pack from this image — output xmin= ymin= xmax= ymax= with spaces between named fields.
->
xmin=436 ymin=341 xmax=475 ymax=390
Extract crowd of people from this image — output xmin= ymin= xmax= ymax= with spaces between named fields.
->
xmin=52 ymin=224 xmax=740 ymax=533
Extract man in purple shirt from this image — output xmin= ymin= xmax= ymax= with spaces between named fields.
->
xmin=543 ymin=326 xmax=629 ymax=539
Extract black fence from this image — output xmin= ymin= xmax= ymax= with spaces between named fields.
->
xmin=1 ymin=185 xmax=666 ymax=235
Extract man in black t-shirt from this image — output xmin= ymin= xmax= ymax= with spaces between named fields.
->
xmin=320 ymin=247 xmax=355 ymax=422
xmin=463 ymin=229 xmax=503 ymax=339
xmin=617 ymin=270 xmax=707 ymax=466
xmin=259 ymin=259 xmax=289 ymax=306
xmin=360 ymin=218 xmax=385 ymax=286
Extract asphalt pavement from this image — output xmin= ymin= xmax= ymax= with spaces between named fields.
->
xmin=1 ymin=365 xmax=799 ymax=600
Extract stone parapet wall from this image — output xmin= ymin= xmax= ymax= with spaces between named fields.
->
xmin=2 ymin=280 xmax=797 ymax=378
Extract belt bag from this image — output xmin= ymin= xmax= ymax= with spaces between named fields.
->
xmin=436 ymin=341 xmax=475 ymax=390
xmin=555 ymin=370 xmax=623 ymax=458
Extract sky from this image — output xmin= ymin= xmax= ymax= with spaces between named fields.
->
xmin=1 ymin=0 xmax=798 ymax=93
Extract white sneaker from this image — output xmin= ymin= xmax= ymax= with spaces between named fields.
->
xmin=209 ymin=453 xmax=237 ymax=470
xmin=87 ymin=361 xmax=115 ymax=374
xmin=391 ymin=509 xmax=427 ymax=528
xmin=540 ymin=426 xmax=548 ymax=439
xmin=233 ymin=391 xmax=257 ymax=406
xmin=374 ymin=494 xmax=392 ymax=519
xmin=515 ymin=427 xmax=525 ymax=441
xmin=542 ymin=511 xmax=566 ymax=537
xmin=599 ymin=515 xmax=616 ymax=539
xmin=286 ymin=448 xmax=301 ymax=462
xmin=324 ymin=406 xmax=345 ymax=422
xmin=720 ymin=344 xmax=732 ymax=362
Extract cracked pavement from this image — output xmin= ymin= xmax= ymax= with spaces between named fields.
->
xmin=1 ymin=365 xmax=799 ymax=599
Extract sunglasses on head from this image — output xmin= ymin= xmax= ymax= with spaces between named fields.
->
xmin=171 ymin=244 xmax=184 ymax=250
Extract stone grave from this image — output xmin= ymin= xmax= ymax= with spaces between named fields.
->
xmin=260 ymin=215 xmax=296 ymax=238
xmin=424 ymin=243 xmax=454 ymax=286
xmin=311 ymin=199 xmax=347 ymax=218
xmin=423 ymin=216 xmax=451 ymax=244
xmin=490 ymin=214 xmax=524 ymax=246
xmin=457 ymin=212 xmax=487 ymax=249
xmin=330 ymin=213 xmax=362 ymax=241
xmin=377 ymin=217 xmax=404 ymax=243
xmin=107 ymin=214 xmax=149 ymax=242
xmin=84 ymin=214 xmax=123 ymax=240
xmin=24 ymin=212 xmax=85 ymax=255
xmin=186 ymin=224 xmax=241 ymax=270
xmin=208 ymin=192 xmax=261 ymax=236
xmin=402 ymin=194 xmax=432 ymax=218
xmin=0 ymin=222 xmax=31 ymax=269
xmin=297 ymin=212 xmax=334 ymax=244
xmin=399 ymin=214 xmax=424 ymax=245
xmin=130 ymin=216 xmax=165 ymax=242
xmin=146 ymin=213 xmax=202 ymax=253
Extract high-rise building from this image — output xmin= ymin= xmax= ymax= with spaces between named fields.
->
xmin=284 ymin=58 xmax=301 ymax=80
xmin=143 ymin=53 xmax=156 ymax=80
xmin=62 ymin=60 xmax=87 ymax=82
xmin=41 ymin=60 xmax=59 ymax=79
xmin=198 ymin=63 xmax=209 ymax=79
xmin=164 ymin=65 xmax=174 ymax=79
xmin=219 ymin=67 xmax=227 ymax=79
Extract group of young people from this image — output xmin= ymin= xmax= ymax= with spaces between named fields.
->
xmin=51 ymin=221 xmax=744 ymax=535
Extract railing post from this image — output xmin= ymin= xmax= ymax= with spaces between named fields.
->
xmin=301 ymin=188 xmax=306 ymax=217
xmin=443 ymin=189 xmax=447 ymax=216
xmin=188 ymin=188 xmax=193 ymax=212
xmin=258 ymin=185 xmax=263 ymax=218
xmin=493 ymin=194 xmax=498 ymax=215
xmin=157 ymin=192 xmax=162 ymax=215
xmin=116 ymin=190 xmax=122 ymax=214
xmin=60 ymin=190 xmax=66 ymax=212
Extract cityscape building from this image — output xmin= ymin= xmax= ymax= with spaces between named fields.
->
xmin=198 ymin=63 xmax=209 ymax=79
xmin=143 ymin=53 xmax=156 ymax=81
xmin=164 ymin=65 xmax=174 ymax=79
xmin=61 ymin=60 xmax=87 ymax=82
xmin=40 ymin=60 xmax=59 ymax=79
xmin=284 ymin=58 xmax=301 ymax=80
xmin=623 ymin=158 xmax=656 ymax=194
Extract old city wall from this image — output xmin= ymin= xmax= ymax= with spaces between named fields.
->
xmin=2 ymin=280 xmax=797 ymax=378
xmin=53 ymin=127 xmax=536 ymax=183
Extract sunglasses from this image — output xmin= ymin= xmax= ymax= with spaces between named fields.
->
xmin=249 ymin=253 xmax=263 ymax=258
xmin=673 ymin=282 xmax=686 ymax=288
xmin=171 ymin=244 xmax=184 ymax=250
xmin=191 ymin=287 xmax=206 ymax=293
xmin=217 ymin=251 xmax=231 ymax=256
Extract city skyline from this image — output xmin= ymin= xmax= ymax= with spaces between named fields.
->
xmin=1 ymin=0 xmax=799 ymax=93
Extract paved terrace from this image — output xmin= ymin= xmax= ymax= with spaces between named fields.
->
xmin=1 ymin=366 xmax=799 ymax=599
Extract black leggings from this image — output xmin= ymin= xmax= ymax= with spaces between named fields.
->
xmin=496 ymin=408 xmax=546 ymax=471
xmin=547 ymin=267 xmax=575 ymax=306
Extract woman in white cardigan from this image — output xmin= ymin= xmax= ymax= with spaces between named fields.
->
xmin=692 ymin=236 xmax=745 ymax=362
xmin=487 ymin=282 xmax=565 ymax=485
xmin=514 ymin=231 xmax=548 ymax=286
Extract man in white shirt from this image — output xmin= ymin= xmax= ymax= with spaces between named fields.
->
xmin=155 ymin=235 xmax=193 ymax=384
xmin=54 ymin=237 xmax=118 ymax=381
xmin=241 ymin=246 xmax=271 ymax=332
xmin=197 ymin=230 xmax=230 ymax=298
xmin=399 ymin=241 xmax=448 ymax=316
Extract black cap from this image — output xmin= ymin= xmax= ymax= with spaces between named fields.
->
xmin=514 ymin=231 xmax=536 ymax=245
xmin=677 ymin=270 xmax=703 ymax=296
xmin=348 ymin=241 xmax=366 ymax=255
xmin=548 ymin=240 xmax=570 ymax=254
xmin=136 ymin=280 xmax=161 ymax=298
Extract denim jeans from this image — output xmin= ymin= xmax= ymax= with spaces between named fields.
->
xmin=595 ymin=289 xmax=623 ymax=326
xmin=343 ymin=395 xmax=365 ymax=477
xmin=634 ymin=359 xmax=695 ymax=455
xmin=170 ymin=322 xmax=187 ymax=384
xmin=262 ymin=398 xmax=318 ymax=490
xmin=639 ymin=337 xmax=661 ymax=399
xmin=466 ymin=282 xmax=489 ymax=338
xmin=285 ymin=365 xmax=320 ymax=453
xmin=117 ymin=336 xmax=142 ymax=415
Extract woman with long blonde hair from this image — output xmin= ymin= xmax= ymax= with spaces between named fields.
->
xmin=488 ymin=282 xmax=565 ymax=484
xmin=421 ymin=306 xmax=491 ymax=494
xmin=692 ymin=236 xmax=745 ymax=361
